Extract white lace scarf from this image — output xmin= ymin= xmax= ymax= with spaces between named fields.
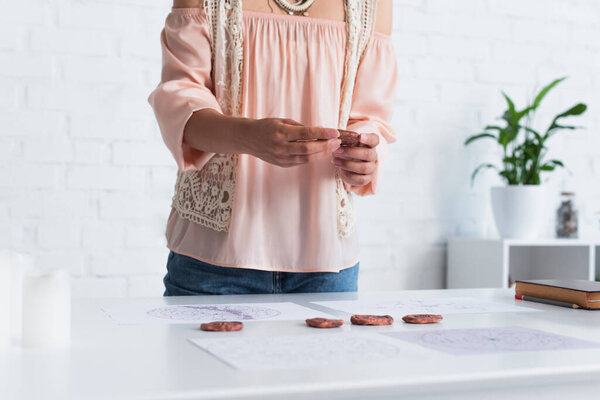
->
xmin=172 ymin=0 xmax=377 ymax=236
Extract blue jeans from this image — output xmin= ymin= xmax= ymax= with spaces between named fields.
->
xmin=163 ymin=251 xmax=359 ymax=296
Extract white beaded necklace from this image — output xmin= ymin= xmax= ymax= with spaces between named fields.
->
xmin=273 ymin=0 xmax=316 ymax=16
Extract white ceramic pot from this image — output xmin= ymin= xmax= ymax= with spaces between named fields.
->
xmin=490 ymin=185 xmax=547 ymax=239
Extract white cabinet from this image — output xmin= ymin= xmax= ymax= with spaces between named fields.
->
xmin=447 ymin=237 xmax=600 ymax=289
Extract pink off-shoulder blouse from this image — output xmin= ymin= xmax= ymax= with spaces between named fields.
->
xmin=148 ymin=8 xmax=398 ymax=273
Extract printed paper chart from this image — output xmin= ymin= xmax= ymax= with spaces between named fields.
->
xmin=102 ymin=302 xmax=330 ymax=325
xmin=312 ymin=297 xmax=537 ymax=317
xmin=190 ymin=332 xmax=418 ymax=370
xmin=384 ymin=327 xmax=600 ymax=355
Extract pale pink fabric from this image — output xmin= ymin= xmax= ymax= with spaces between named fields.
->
xmin=147 ymin=8 xmax=397 ymax=272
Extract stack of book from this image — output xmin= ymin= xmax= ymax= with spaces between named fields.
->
xmin=515 ymin=279 xmax=600 ymax=310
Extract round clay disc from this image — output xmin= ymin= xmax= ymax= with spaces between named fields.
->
xmin=350 ymin=315 xmax=394 ymax=326
xmin=401 ymin=314 xmax=443 ymax=324
xmin=305 ymin=317 xmax=344 ymax=329
xmin=338 ymin=129 xmax=360 ymax=147
xmin=200 ymin=321 xmax=244 ymax=332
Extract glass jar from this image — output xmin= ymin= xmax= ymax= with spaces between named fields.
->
xmin=556 ymin=192 xmax=578 ymax=238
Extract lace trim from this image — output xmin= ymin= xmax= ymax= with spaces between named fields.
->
xmin=209 ymin=0 xmax=244 ymax=118
xmin=336 ymin=0 xmax=377 ymax=237
xmin=172 ymin=0 xmax=244 ymax=232
xmin=171 ymin=154 xmax=236 ymax=231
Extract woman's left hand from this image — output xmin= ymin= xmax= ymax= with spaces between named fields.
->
xmin=332 ymin=133 xmax=379 ymax=187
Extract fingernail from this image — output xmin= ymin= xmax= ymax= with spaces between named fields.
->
xmin=359 ymin=134 xmax=368 ymax=144
xmin=329 ymin=129 xmax=340 ymax=138
xmin=334 ymin=147 xmax=344 ymax=154
xmin=334 ymin=158 xmax=342 ymax=166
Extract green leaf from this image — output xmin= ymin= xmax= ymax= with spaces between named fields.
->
xmin=471 ymin=163 xmax=497 ymax=185
xmin=556 ymin=103 xmax=587 ymax=119
xmin=483 ymin=125 xmax=504 ymax=131
xmin=502 ymin=92 xmax=516 ymax=114
xmin=552 ymin=124 xmax=580 ymax=130
xmin=524 ymin=127 xmax=544 ymax=144
xmin=464 ymin=133 xmax=497 ymax=145
xmin=517 ymin=78 xmax=567 ymax=117
xmin=498 ymin=128 xmax=516 ymax=147
xmin=532 ymin=77 xmax=566 ymax=110
xmin=538 ymin=159 xmax=565 ymax=175
xmin=546 ymin=103 xmax=587 ymax=137
xmin=516 ymin=108 xmax=533 ymax=119
xmin=549 ymin=160 xmax=564 ymax=167
xmin=501 ymin=92 xmax=520 ymax=127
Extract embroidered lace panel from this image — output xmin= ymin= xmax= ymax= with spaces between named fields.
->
xmin=172 ymin=0 xmax=243 ymax=232
xmin=336 ymin=0 xmax=377 ymax=237
xmin=171 ymin=154 xmax=236 ymax=231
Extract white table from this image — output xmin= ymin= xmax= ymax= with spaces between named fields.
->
xmin=2 ymin=289 xmax=600 ymax=400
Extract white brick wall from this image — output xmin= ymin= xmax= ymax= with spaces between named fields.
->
xmin=1 ymin=0 xmax=599 ymax=297
xmin=356 ymin=0 xmax=600 ymax=290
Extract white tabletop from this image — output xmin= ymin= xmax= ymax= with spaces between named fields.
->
xmin=3 ymin=288 xmax=600 ymax=400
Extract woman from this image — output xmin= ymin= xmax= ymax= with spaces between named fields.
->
xmin=148 ymin=0 xmax=397 ymax=296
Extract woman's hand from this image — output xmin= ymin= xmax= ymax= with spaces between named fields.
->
xmin=332 ymin=133 xmax=379 ymax=187
xmin=183 ymin=109 xmax=340 ymax=168
xmin=245 ymin=118 xmax=341 ymax=168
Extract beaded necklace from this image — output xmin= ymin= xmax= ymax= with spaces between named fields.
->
xmin=273 ymin=0 xmax=316 ymax=16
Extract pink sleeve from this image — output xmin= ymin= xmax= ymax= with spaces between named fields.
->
xmin=147 ymin=9 xmax=222 ymax=172
xmin=345 ymin=34 xmax=398 ymax=196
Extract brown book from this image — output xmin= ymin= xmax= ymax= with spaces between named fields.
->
xmin=515 ymin=279 xmax=600 ymax=310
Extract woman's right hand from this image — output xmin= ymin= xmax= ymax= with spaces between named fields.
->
xmin=244 ymin=118 xmax=341 ymax=168
xmin=183 ymin=109 xmax=341 ymax=168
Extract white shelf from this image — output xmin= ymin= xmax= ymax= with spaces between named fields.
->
xmin=470 ymin=237 xmax=600 ymax=247
xmin=447 ymin=236 xmax=600 ymax=289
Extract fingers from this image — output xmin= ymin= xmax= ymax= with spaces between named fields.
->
xmin=332 ymin=136 xmax=378 ymax=187
xmin=339 ymin=169 xmax=372 ymax=187
xmin=271 ymin=138 xmax=340 ymax=167
xmin=276 ymin=153 xmax=330 ymax=167
xmin=285 ymin=125 xmax=340 ymax=141
xmin=358 ymin=133 xmax=380 ymax=148
xmin=333 ymin=158 xmax=376 ymax=175
xmin=287 ymin=138 xmax=341 ymax=155
xmin=332 ymin=146 xmax=377 ymax=162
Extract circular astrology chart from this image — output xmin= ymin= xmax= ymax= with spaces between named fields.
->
xmin=417 ymin=328 xmax=567 ymax=353
xmin=146 ymin=304 xmax=282 ymax=321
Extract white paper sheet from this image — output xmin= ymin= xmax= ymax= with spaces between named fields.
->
xmin=383 ymin=326 xmax=600 ymax=355
xmin=101 ymin=302 xmax=330 ymax=325
xmin=189 ymin=332 xmax=418 ymax=370
xmin=312 ymin=297 xmax=537 ymax=317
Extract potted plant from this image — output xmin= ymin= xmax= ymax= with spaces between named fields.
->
xmin=465 ymin=77 xmax=587 ymax=239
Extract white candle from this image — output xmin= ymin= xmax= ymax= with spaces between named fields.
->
xmin=22 ymin=269 xmax=71 ymax=348
xmin=0 ymin=251 xmax=11 ymax=349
